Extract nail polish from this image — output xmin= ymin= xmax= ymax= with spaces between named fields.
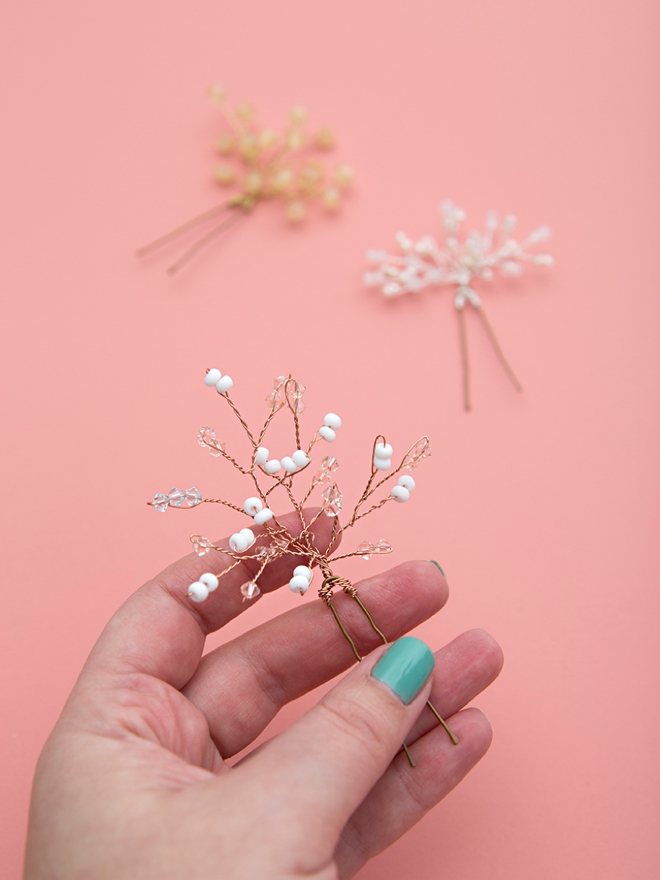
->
xmin=372 ymin=636 xmax=435 ymax=704
xmin=429 ymin=559 xmax=446 ymax=577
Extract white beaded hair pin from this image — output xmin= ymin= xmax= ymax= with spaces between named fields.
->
xmin=148 ymin=368 xmax=458 ymax=766
xmin=137 ymin=87 xmax=354 ymax=274
xmin=364 ymin=200 xmax=553 ymax=411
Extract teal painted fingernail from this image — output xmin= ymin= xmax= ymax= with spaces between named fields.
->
xmin=372 ymin=636 xmax=435 ymax=704
xmin=429 ymin=560 xmax=446 ymax=577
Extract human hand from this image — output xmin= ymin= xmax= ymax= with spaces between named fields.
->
xmin=24 ymin=511 xmax=502 ymax=880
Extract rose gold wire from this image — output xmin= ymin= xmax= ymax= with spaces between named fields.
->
xmin=474 ymin=304 xmax=523 ymax=393
xmin=167 ymin=208 xmax=249 ymax=274
xmin=457 ymin=307 xmax=471 ymax=412
xmin=135 ymin=200 xmax=235 ymax=258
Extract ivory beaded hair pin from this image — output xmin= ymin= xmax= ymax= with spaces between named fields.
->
xmin=137 ymin=87 xmax=354 ymax=274
xmin=364 ymin=200 xmax=553 ymax=410
xmin=148 ymin=369 xmax=457 ymax=766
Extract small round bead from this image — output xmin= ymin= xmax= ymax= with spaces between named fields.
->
xmin=204 ymin=368 xmax=221 ymax=387
xmin=281 ymin=456 xmax=298 ymax=473
xmin=243 ymin=497 xmax=263 ymax=516
xmin=390 ymin=485 xmax=410 ymax=503
xmin=373 ymin=458 xmax=391 ymax=470
xmin=199 ymin=572 xmax=219 ymax=591
xmin=397 ymin=475 xmax=416 ymax=491
xmin=264 ymin=459 xmax=281 ymax=475
xmin=255 ymin=447 xmax=269 ymax=466
xmin=293 ymin=565 xmax=313 ymax=581
xmin=374 ymin=442 xmax=393 ymax=459
xmin=289 ymin=576 xmax=310 ymax=594
xmin=292 ymin=449 xmax=310 ymax=468
xmin=239 ymin=528 xmax=255 ymax=547
xmin=229 ymin=533 xmax=248 ymax=553
xmin=240 ymin=581 xmax=260 ymax=600
xmin=323 ymin=413 xmax=342 ymax=430
xmin=253 ymin=508 xmax=273 ymax=525
xmin=319 ymin=426 xmax=336 ymax=442
xmin=216 ymin=375 xmax=233 ymax=393
xmin=188 ymin=581 xmax=209 ymax=602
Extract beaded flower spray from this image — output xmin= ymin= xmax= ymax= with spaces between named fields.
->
xmin=137 ymin=87 xmax=354 ymax=274
xmin=149 ymin=369 xmax=458 ymax=766
xmin=364 ymin=200 xmax=553 ymax=410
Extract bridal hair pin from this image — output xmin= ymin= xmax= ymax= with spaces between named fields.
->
xmin=364 ymin=200 xmax=553 ymax=410
xmin=137 ymin=87 xmax=354 ymax=274
xmin=148 ymin=369 xmax=458 ymax=765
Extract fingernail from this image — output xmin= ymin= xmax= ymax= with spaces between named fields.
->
xmin=372 ymin=636 xmax=435 ymax=704
xmin=429 ymin=559 xmax=446 ymax=577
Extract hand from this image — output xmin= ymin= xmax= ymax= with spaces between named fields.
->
xmin=24 ymin=511 xmax=503 ymax=880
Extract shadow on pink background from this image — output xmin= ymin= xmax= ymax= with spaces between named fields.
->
xmin=1 ymin=0 xmax=658 ymax=877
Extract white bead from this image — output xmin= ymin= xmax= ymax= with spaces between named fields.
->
xmin=374 ymin=442 xmax=393 ymax=459
xmin=253 ymin=508 xmax=273 ymax=525
xmin=239 ymin=528 xmax=255 ymax=548
xmin=243 ymin=497 xmax=263 ymax=516
xmin=323 ymin=413 xmax=342 ymax=430
xmin=204 ymin=368 xmax=221 ymax=387
xmin=319 ymin=426 xmax=336 ymax=442
xmin=397 ymin=475 xmax=415 ymax=491
xmin=291 ymin=449 xmax=310 ymax=468
xmin=390 ymin=485 xmax=410 ymax=503
xmin=255 ymin=446 xmax=269 ymax=466
xmin=229 ymin=533 xmax=249 ymax=553
xmin=264 ymin=459 xmax=281 ymax=475
xmin=188 ymin=581 xmax=209 ymax=602
xmin=373 ymin=458 xmax=391 ymax=470
xmin=289 ymin=576 xmax=310 ymax=594
xmin=215 ymin=375 xmax=233 ymax=393
xmin=199 ymin=572 xmax=219 ymax=591
xmin=293 ymin=565 xmax=313 ymax=581
xmin=281 ymin=456 xmax=298 ymax=473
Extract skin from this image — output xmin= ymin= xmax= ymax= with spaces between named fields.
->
xmin=24 ymin=511 xmax=503 ymax=879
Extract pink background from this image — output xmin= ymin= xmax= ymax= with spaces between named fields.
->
xmin=1 ymin=0 xmax=658 ymax=877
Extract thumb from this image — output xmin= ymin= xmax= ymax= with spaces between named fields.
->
xmin=243 ymin=636 xmax=435 ymax=863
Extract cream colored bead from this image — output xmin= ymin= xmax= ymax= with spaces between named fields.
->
xmin=286 ymin=201 xmax=305 ymax=222
xmin=236 ymin=102 xmax=255 ymax=122
xmin=333 ymin=164 xmax=354 ymax=187
xmin=215 ymin=132 xmax=235 ymax=155
xmin=258 ymin=128 xmax=277 ymax=149
xmin=315 ymin=127 xmax=335 ymax=149
xmin=286 ymin=129 xmax=304 ymax=150
xmin=208 ymin=84 xmax=225 ymax=104
xmin=289 ymin=105 xmax=307 ymax=124
xmin=323 ymin=187 xmax=341 ymax=210
xmin=214 ymin=164 xmax=236 ymax=186
xmin=271 ymin=168 xmax=293 ymax=192
xmin=244 ymin=171 xmax=263 ymax=195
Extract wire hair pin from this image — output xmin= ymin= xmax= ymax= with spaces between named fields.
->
xmin=148 ymin=368 xmax=457 ymax=765
xmin=364 ymin=200 xmax=553 ymax=410
xmin=137 ymin=87 xmax=354 ymax=274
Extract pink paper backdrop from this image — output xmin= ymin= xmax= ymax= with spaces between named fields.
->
xmin=1 ymin=0 xmax=658 ymax=877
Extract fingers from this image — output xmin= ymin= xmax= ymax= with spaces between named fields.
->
xmin=237 ymin=637 xmax=436 ymax=867
xmin=81 ymin=509 xmax=336 ymax=689
xmin=184 ymin=561 xmax=448 ymax=757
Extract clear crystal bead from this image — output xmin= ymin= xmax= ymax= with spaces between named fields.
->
xmin=183 ymin=487 xmax=202 ymax=507
xmin=357 ymin=540 xmax=374 ymax=560
xmin=321 ymin=483 xmax=343 ymax=517
xmin=151 ymin=492 xmax=169 ymax=513
xmin=403 ymin=438 xmax=432 ymax=470
xmin=168 ymin=487 xmax=185 ymax=507
xmin=314 ymin=455 xmax=339 ymax=485
xmin=191 ymin=534 xmax=213 ymax=556
xmin=375 ymin=539 xmax=392 ymax=554
xmin=240 ymin=581 xmax=260 ymax=600
xmin=197 ymin=426 xmax=225 ymax=457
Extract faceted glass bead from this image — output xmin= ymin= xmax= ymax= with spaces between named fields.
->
xmin=357 ymin=540 xmax=373 ymax=560
xmin=151 ymin=493 xmax=169 ymax=513
xmin=321 ymin=456 xmax=339 ymax=473
xmin=321 ymin=483 xmax=343 ymax=517
xmin=183 ymin=487 xmax=202 ymax=507
xmin=376 ymin=539 xmax=392 ymax=554
xmin=403 ymin=438 xmax=432 ymax=470
xmin=168 ymin=487 xmax=185 ymax=507
xmin=240 ymin=581 xmax=261 ymax=600
xmin=197 ymin=426 xmax=225 ymax=457
xmin=255 ymin=545 xmax=276 ymax=560
xmin=191 ymin=534 xmax=213 ymax=556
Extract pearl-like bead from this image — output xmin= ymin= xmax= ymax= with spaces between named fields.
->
xmin=264 ymin=459 xmax=281 ymax=475
xmin=323 ymin=413 xmax=342 ymax=430
xmin=293 ymin=565 xmax=313 ymax=581
xmin=204 ymin=368 xmax=221 ymax=386
xmin=374 ymin=442 xmax=393 ymax=459
xmin=292 ymin=449 xmax=310 ymax=468
xmin=239 ymin=528 xmax=255 ymax=548
xmin=281 ymin=456 xmax=298 ymax=473
xmin=373 ymin=458 xmax=391 ymax=470
xmin=216 ymin=375 xmax=233 ymax=393
xmin=397 ymin=475 xmax=415 ymax=491
xmin=253 ymin=508 xmax=273 ymax=525
xmin=229 ymin=533 xmax=249 ymax=553
xmin=255 ymin=447 xmax=269 ymax=466
xmin=390 ymin=485 xmax=410 ymax=503
xmin=243 ymin=497 xmax=263 ymax=516
xmin=199 ymin=572 xmax=219 ymax=592
xmin=289 ymin=575 xmax=310 ymax=594
xmin=319 ymin=426 xmax=336 ymax=442
xmin=188 ymin=581 xmax=209 ymax=602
